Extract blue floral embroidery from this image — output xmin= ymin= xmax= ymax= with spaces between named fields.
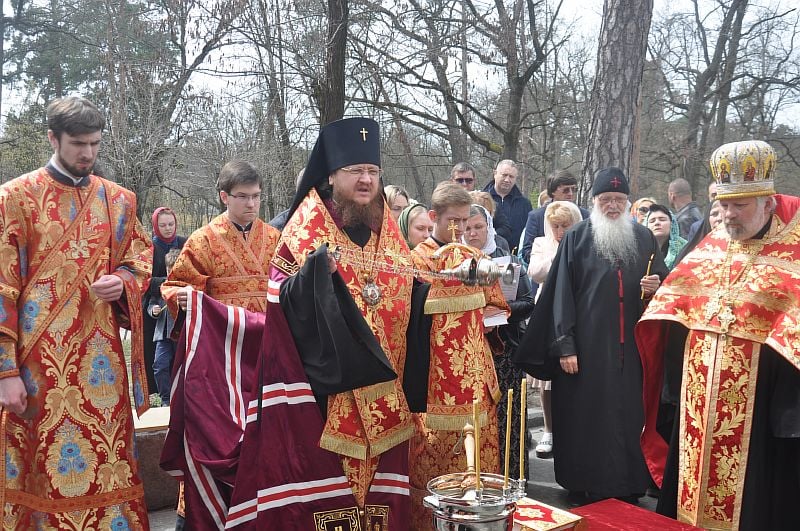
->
xmin=69 ymin=201 xmax=77 ymax=222
xmin=19 ymin=246 xmax=28 ymax=278
xmin=133 ymin=379 xmax=144 ymax=408
xmin=20 ymin=366 xmax=38 ymax=396
xmin=21 ymin=300 xmax=40 ymax=333
xmin=5 ymin=452 xmax=19 ymax=480
xmin=110 ymin=515 xmax=130 ymax=530
xmin=88 ymin=354 xmax=117 ymax=388
xmin=0 ymin=349 xmax=14 ymax=372
xmin=116 ymin=210 xmax=128 ymax=243
xmin=0 ymin=296 xmax=8 ymax=324
xmin=56 ymin=442 xmax=86 ymax=475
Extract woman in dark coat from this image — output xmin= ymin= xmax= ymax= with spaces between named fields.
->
xmin=144 ymin=207 xmax=186 ymax=399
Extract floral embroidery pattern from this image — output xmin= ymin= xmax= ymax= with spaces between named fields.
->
xmin=20 ymin=365 xmax=38 ymax=397
xmin=80 ymin=333 xmax=122 ymax=410
xmin=46 ymin=421 xmax=96 ymax=497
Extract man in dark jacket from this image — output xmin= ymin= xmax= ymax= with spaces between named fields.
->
xmin=520 ymin=169 xmax=589 ymax=263
xmin=482 ymin=159 xmax=532 ymax=251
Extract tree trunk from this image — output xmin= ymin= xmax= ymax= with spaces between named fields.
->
xmin=581 ymin=0 xmax=654 ymax=197
xmin=321 ymin=0 xmax=348 ymax=125
xmin=711 ymin=2 xmax=746 ymax=148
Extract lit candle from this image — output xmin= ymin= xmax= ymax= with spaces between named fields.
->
xmin=520 ymin=379 xmax=526 ymax=481
xmin=504 ymin=389 xmax=513 ymax=489
xmin=473 ymin=399 xmax=481 ymax=489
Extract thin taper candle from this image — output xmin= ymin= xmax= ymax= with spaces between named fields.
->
xmin=641 ymin=253 xmax=655 ymax=300
xmin=504 ymin=389 xmax=513 ymax=489
xmin=473 ymin=399 xmax=481 ymax=488
xmin=520 ymin=379 xmax=526 ymax=481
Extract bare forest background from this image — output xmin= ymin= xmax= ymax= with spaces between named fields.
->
xmin=1 ymin=0 xmax=799 ymax=233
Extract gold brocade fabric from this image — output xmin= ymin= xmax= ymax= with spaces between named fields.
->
xmin=407 ymin=238 xmax=507 ymax=530
xmin=161 ymin=215 xmax=280 ymax=315
xmin=0 ymin=169 xmax=152 ymax=529
xmin=275 ymin=189 xmax=414 ymax=507
xmin=638 ymin=204 xmax=800 ymax=530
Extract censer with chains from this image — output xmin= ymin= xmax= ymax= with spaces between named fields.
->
xmin=329 ymin=242 xmax=514 ymax=307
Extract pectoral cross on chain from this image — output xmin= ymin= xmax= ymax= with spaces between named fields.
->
xmin=447 ymin=220 xmax=457 ymax=242
xmin=360 ymin=128 xmax=368 ymax=141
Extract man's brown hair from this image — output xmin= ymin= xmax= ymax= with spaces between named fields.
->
xmin=431 ymin=181 xmax=472 ymax=215
xmin=216 ymin=160 xmax=263 ymax=194
xmin=47 ymin=97 xmax=105 ymax=139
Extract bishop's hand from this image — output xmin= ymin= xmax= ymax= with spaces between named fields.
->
xmin=0 ymin=376 xmax=28 ymax=415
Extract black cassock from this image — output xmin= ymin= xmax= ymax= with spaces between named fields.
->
xmin=514 ymin=220 xmax=667 ymax=498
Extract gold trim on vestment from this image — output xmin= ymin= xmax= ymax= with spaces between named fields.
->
xmin=424 ymin=292 xmax=486 ymax=315
xmin=271 ymin=253 xmax=300 ymax=277
xmin=319 ymin=432 xmax=368 ymax=461
xmin=357 ymin=380 xmax=396 ymax=405
xmin=369 ymin=424 xmax=414 ymax=457
xmin=425 ymin=411 xmax=488 ymax=431
xmin=4 ymin=484 xmax=145 ymax=514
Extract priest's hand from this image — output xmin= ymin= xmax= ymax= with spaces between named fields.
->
xmin=91 ymin=274 xmax=124 ymax=302
xmin=560 ymin=355 xmax=579 ymax=375
xmin=640 ymin=274 xmax=660 ymax=298
xmin=0 ymin=376 xmax=28 ymax=415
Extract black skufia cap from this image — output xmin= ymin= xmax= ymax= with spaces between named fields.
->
xmin=592 ymin=167 xmax=630 ymax=196
xmin=289 ymin=117 xmax=381 ymax=218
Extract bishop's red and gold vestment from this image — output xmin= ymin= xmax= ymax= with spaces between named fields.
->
xmin=408 ymin=238 xmax=509 ymax=531
xmin=0 ymin=168 xmax=152 ymax=529
xmin=161 ymin=214 xmax=280 ymax=315
xmin=637 ymin=195 xmax=800 ymax=530
xmin=223 ymin=189 xmax=415 ymax=529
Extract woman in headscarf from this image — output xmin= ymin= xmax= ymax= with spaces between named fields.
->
xmin=463 ymin=204 xmax=535 ymax=480
xmin=526 ymin=200 xmax=582 ymax=456
xmin=145 ymin=207 xmax=186 ymax=403
xmin=646 ymin=204 xmax=687 ymax=270
xmin=397 ymin=202 xmax=432 ymax=249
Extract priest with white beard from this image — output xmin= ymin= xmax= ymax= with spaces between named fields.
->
xmin=514 ymin=167 xmax=668 ymax=503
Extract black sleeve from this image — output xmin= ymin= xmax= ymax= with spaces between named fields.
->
xmin=494 ymin=208 xmax=512 ymax=244
xmin=279 ymin=245 xmax=397 ymax=396
xmin=402 ymin=279 xmax=432 ymax=413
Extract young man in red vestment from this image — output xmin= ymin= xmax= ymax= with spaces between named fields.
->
xmin=160 ymin=160 xmax=280 ymax=528
xmin=0 ymin=97 xmax=153 ymax=529
xmin=408 ymin=181 xmax=510 ymax=530
xmin=637 ymin=140 xmax=800 ymax=530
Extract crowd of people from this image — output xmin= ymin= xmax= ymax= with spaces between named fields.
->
xmin=0 ymin=96 xmax=798 ymax=531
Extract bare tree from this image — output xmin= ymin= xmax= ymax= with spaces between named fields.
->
xmin=581 ymin=0 xmax=654 ymax=198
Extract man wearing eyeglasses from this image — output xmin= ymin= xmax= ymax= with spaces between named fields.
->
xmin=520 ymin=169 xmax=589 ymax=263
xmin=159 ymin=160 xmax=281 ymax=528
xmin=162 ymin=160 xmax=281 ymax=316
xmin=515 ymin=167 xmax=667 ymax=505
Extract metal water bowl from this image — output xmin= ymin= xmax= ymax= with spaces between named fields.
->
xmin=423 ymin=472 xmax=523 ymax=531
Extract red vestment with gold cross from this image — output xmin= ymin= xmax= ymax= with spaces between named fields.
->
xmin=0 ymin=168 xmax=152 ymax=529
xmin=408 ymin=237 xmax=509 ymax=531
xmin=637 ymin=194 xmax=800 ymax=530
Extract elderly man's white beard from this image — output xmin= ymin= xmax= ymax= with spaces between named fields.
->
xmin=590 ymin=208 xmax=638 ymax=266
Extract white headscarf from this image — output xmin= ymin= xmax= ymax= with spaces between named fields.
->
xmin=462 ymin=204 xmax=497 ymax=255
xmin=543 ymin=201 xmax=583 ymax=243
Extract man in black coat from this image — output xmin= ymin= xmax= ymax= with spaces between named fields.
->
xmin=514 ymin=167 xmax=667 ymax=502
